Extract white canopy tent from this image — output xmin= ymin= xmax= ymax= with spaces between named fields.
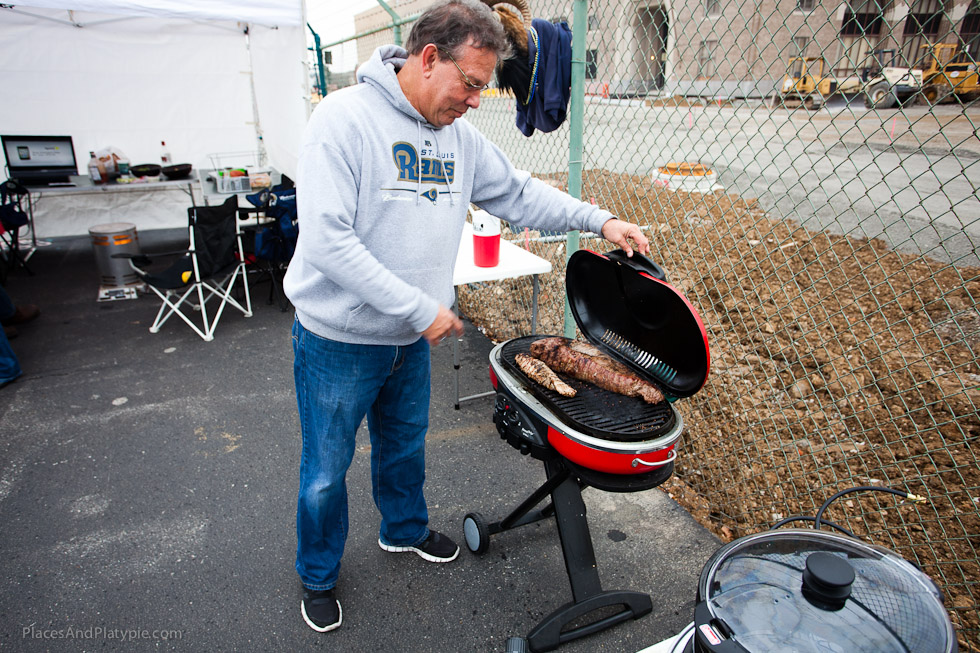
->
xmin=0 ymin=0 xmax=310 ymax=237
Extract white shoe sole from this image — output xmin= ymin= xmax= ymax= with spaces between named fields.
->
xmin=301 ymin=599 xmax=342 ymax=633
xmin=378 ymin=538 xmax=459 ymax=563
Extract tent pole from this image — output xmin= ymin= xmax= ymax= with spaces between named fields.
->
xmin=243 ymin=25 xmax=268 ymax=167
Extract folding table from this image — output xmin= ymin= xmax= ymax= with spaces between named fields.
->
xmin=452 ymin=222 xmax=552 ymax=408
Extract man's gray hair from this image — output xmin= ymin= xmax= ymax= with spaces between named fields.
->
xmin=404 ymin=0 xmax=512 ymax=62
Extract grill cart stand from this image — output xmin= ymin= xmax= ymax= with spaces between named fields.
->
xmin=464 ymin=430 xmax=674 ymax=652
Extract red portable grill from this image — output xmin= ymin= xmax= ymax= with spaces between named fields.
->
xmin=463 ymin=248 xmax=710 ymax=652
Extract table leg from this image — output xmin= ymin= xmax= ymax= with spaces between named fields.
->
xmin=531 ymin=274 xmax=539 ymax=334
xmin=23 ymin=191 xmax=38 ymax=260
xmin=453 ymin=286 xmax=495 ymax=410
xmin=453 ymin=289 xmax=461 ymax=409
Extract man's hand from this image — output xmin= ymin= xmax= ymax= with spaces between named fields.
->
xmin=600 ymin=218 xmax=650 ymax=257
xmin=422 ymin=305 xmax=464 ymax=345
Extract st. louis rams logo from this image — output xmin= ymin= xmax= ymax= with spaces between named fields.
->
xmin=420 ymin=189 xmax=438 ymax=203
xmin=391 ymin=142 xmax=455 ymax=184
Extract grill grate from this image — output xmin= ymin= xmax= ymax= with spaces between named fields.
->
xmin=499 ymin=336 xmax=675 ymax=442
xmin=599 ymin=329 xmax=678 ymax=386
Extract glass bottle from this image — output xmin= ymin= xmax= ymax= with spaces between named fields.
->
xmin=88 ymin=151 xmax=105 ymax=184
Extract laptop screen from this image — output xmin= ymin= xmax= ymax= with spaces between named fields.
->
xmin=2 ymin=135 xmax=78 ymax=185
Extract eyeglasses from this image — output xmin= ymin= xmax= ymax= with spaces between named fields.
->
xmin=438 ymin=48 xmax=491 ymax=92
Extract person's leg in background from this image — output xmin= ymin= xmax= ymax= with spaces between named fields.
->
xmin=0 ymin=285 xmax=22 ymax=386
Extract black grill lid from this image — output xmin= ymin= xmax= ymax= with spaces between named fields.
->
xmin=565 ymin=249 xmax=710 ymax=398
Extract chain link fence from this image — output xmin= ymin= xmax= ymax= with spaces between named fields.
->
xmin=327 ymin=0 xmax=980 ymax=647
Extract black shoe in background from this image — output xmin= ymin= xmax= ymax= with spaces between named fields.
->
xmin=378 ymin=530 xmax=460 ymax=563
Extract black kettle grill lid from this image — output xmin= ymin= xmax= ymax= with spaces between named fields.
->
xmin=693 ymin=529 xmax=957 ymax=653
xmin=565 ymin=248 xmax=709 ymax=398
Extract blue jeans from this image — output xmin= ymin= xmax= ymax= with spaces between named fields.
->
xmin=0 ymin=286 xmax=21 ymax=385
xmin=292 ymin=317 xmax=431 ymax=590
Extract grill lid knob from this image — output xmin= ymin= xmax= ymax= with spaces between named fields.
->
xmin=801 ymin=551 xmax=855 ymax=611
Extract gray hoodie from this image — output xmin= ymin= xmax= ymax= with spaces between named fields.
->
xmin=283 ymin=45 xmax=614 ymax=346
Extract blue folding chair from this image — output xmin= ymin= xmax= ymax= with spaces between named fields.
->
xmin=241 ymin=175 xmax=297 ymax=311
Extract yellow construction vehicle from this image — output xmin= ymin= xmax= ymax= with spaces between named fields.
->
xmin=774 ymin=49 xmax=921 ymax=110
xmin=918 ymin=43 xmax=980 ymax=104
xmin=775 ymin=56 xmax=843 ymax=109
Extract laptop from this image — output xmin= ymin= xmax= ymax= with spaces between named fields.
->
xmin=1 ymin=135 xmax=79 ymax=186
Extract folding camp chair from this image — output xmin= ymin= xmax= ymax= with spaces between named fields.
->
xmin=240 ymin=174 xmax=297 ymax=311
xmin=0 ymin=179 xmax=34 ymax=280
xmin=114 ymin=194 xmax=252 ymax=341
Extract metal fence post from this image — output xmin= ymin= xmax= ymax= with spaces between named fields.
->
xmin=563 ymin=0 xmax=586 ymax=339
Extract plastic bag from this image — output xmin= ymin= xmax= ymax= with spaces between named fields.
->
xmin=95 ymin=146 xmax=130 ymax=176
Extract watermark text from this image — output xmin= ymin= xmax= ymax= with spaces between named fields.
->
xmin=22 ymin=623 xmax=183 ymax=642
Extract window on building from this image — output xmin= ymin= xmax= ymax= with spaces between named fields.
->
xmin=705 ymin=0 xmax=720 ymax=17
xmin=586 ymin=49 xmax=598 ymax=79
xmin=840 ymin=10 xmax=883 ymax=37
xmin=961 ymin=9 xmax=980 ymax=58
xmin=837 ymin=2 xmax=884 ymax=75
xmin=798 ymin=0 xmax=815 ymax=11
xmin=587 ymin=13 xmax=600 ymax=31
xmin=903 ymin=0 xmax=944 ymax=68
xmin=699 ymin=39 xmax=717 ymax=77
xmin=836 ymin=37 xmax=877 ymax=75
xmin=789 ymin=38 xmax=809 ymax=78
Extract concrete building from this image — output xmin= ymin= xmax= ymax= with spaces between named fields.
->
xmin=348 ymin=0 xmax=980 ymax=98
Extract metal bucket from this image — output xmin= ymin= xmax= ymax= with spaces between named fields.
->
xmin=89 ymin=222 xmax=141 ymax=287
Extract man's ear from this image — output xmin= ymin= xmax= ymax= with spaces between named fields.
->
xmin=420 ymin=43 xmax=440 ymax=74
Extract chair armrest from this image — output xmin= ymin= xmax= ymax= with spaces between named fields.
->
xmin=111 ymin=250 xmax=189 ymax=265
xmin=238 ymin=207 xmax=266 ymax=220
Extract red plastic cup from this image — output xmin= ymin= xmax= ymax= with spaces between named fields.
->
xmin=473 ymin=233 xmax=500 ymax=267
xmin=472 ymin=210 xmax=501 ymax=267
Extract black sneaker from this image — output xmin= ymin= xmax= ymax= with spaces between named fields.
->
xmin=301 ymin=588 xmax=342 ymax=632
xmin=378 ymin=530 xmax=460 ymax=563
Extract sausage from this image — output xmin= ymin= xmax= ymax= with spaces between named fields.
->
xmin=515 ymin=353 xmax=577 ymax=397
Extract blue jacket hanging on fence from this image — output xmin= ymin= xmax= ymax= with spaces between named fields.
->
xmin=516 ymin=19 xmax=573 ymax=137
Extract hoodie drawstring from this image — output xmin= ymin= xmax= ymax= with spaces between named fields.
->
xmin=416 ymin=121 xmax=422 ymax=206
xmin=430 ymin=128 xmax=455 ymax=207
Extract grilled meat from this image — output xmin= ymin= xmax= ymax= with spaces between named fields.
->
xmin=515 ymin=353 xmax=577 ymax=397
xmin=568 ymin=340 xmax=637 ymax=377
xmin=529 ymin=337 xmax=664 ymax=404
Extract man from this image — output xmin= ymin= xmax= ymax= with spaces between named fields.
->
xmin=283 ymin=0 xmax=650 ymax=633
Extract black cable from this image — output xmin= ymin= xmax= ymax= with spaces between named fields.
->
xmin=814 ymin=485 xmax=926 ymax=531
xmin=769 ymin=515 xmax=857 ymax=537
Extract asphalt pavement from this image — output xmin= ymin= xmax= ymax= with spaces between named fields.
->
xmin=0 ymin=229 xmax=719 ymax=652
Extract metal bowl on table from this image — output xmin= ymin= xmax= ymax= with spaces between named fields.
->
xmin=129 ymin=163 xmax=162 ymax=178
xmin=162 ymin=163 xmax=193 ymax=180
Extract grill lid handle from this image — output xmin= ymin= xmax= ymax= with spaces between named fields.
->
xmin=604 ymin=249 xmax=668 ymax=282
